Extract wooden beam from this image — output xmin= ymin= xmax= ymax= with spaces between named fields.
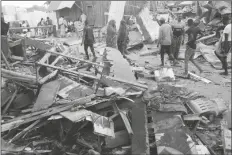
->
xmin=1 ymin=68 xmax=37 ymax=84
xmin=9 ymin=25 xmax=53 ymax=31
xmin=37 ymin=62 xmax=99 ymax=80
xmin=45 ymin=49 xmax=104 ymax=67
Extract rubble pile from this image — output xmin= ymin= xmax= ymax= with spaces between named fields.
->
xmin=1 ymin=1 xmax=231 ymax=155
xmin=1 ymin=31 xmax=231 ymax=155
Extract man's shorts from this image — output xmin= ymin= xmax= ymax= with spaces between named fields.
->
xmin=185 ymin=45 xmax=195 ymax=61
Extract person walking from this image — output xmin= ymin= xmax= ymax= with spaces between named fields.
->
xmin=117 ymin=20 xmax=129 ymax=57
xmin=183 ymin=19 xmax=203 ymax=77
xmin=157 ymin=17 xmax=176 ymax=66
xmin=81 ymin=20 xmax=96 ymax=60
xmin=106 ymin=20 xmax=117 ymax=48
xmin=170 ymin=15 xmax=185 ymax=60
xmin=214 ymin=16 xmax=231 ymax=75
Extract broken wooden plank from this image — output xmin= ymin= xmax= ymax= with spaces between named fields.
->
xmin=46 ymin=48 xmax=104 ymax=67
xmin=37 ymin=62 xmax=98 ymax=80
xmin=1 ymin=138 xmax=25 ymax=152
xmin=188 ymin=72 xmax=212 ymax=84
xmin=1 ymin=50 xmax=11 ymax=70
xmin=131 ymin=98 xmax=150 ymax=155
xmin=76 ymin=139 xmax=94 ymax=149
xmin=8 ymin=39 xmax=22 ymax=48
xmin=32 ymin=80 xmax=60 ymax=112
xmin=38 ymin=62 xmax=148 ymax=89
xmin=10 ymin=55 xmax=24 ymax=61
xmin=38 ymin=70 xmax=58 ymax=84
xmin=38 ymin=53 xmax=51 ymax=64
xmin=221 ymin=127 xmax=232 ymax=155
xmin=2 ymin=95 xmax=95 ymax=132
xmin=9 ymin=120 xmax=41 ymax=143
xmin=2 ymin=89 xmax=18 ymax=114
xmin=56 ymin=94 xmax=96 ymax=105
xmin=1 ymin=68 xmax=37 ymax=84
xmin=113 ymin=103 xmax=133 ymax=136
xmin=9 ymin=25 xmax=53 ymax=31
xmin=51 ymin=49 xmax=70 ymax=66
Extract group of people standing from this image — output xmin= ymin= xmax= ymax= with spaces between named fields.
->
xmin=59 ymin=11 xmax=87 ymax=38
xmin=158 ymin=15 xmax=231 ymax=77
xmin=106 ymin=19 xmax=130 ymax=57
xmin=81 ymin=17 xmax=130 ymax=60
xmin=35 ymin=17 xmax=53 ymax=36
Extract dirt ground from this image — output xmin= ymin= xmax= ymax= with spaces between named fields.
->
xmin=127 ymin=44 xmax=231 ymax=108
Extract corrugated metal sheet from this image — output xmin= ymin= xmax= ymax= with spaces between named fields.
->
xmin=48 ymin=1 xmax=61 ymax=11
xmin=57 ymin=1 xmax=75 ymax=10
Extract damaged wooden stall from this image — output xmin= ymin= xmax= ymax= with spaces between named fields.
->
xmin=1 ymin=35 xmax=152 ymax=155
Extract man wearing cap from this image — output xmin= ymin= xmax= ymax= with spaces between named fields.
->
xmin=157 ymin=17 xmax=176 ymax=66
xmin=170 ymin=15 xmax=185 ymax=60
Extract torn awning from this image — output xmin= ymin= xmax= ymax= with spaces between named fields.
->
xmin=48 ymin=1 xmax=75 ymax=11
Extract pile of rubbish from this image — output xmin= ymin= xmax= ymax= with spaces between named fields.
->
xmin=1 ymin=29 xmax=231 ymax=155
xmin=1 ymin=1 xmax=232 ymax=155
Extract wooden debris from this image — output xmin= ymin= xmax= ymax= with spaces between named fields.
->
xmin=221 ymin=127 xmax=232 ymax=155
xmin=188 ymin=72 xmax=212 ymax=84
xmin=2 ymin=95 xmax=95 ymax=132
xmin=113 ymin=103 xmax=133 ymax=136
xmin=1 ymin=68 xmax=37 ymax=84
xmin=9 ymin=120 xmax=41 ymax=143
xmin=2 ymin=89 xmax=18 ymax=114
xmin=38 ymin=70 xmax=58 ymax=84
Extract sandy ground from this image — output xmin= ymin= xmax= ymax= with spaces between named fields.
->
xmin=127 ymin=44 xmax=231 ymax=108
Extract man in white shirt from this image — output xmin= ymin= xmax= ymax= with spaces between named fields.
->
xmin=214 ymin=16 xmax=231 ymax=75
xmin=157 ymin=17 xmax=176 ymax=66
xmin=22 ymin=21 xmax=28 ymax=34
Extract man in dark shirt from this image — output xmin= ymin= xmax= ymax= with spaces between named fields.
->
xmin=81 ymin=20 xmax=96 ymax=60
xmin=184 ymin=19 xmax=203 ymax=76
